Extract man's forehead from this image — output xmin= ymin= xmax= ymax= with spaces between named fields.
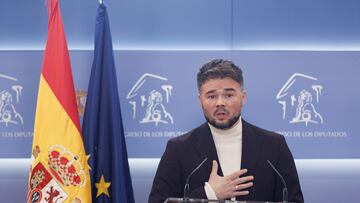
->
xmin=200 ymin=78 xmax=240 ymax=89
xmin=200 ymin=80 xmax=241 ymax=94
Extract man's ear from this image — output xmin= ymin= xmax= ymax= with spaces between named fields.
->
xmin=197 ymin=92 xmax=201 ymax=105
xmin=242 ymin=90 xmax=247 ymax=105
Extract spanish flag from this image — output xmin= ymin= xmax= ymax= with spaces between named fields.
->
xmin=27 ymin=0 xmax=91 ymax=202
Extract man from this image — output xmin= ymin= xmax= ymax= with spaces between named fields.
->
xmin=149 ymin=59 xmax=304 ymax=203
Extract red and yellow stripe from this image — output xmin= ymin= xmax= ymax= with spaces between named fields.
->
xmin=28 ymin=0 xmax=91 ymax=202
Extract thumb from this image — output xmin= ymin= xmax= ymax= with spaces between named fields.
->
xmin=210 ymin=160 xmax=218 ymax=176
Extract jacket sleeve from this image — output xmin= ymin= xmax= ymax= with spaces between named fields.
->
xmin=148 ymin=139 xmax=184 ymax=203
xmin=189 ymin=185 xmax=207 ymax=199
xmin=148 ymin=138 xmax=209 ymax=203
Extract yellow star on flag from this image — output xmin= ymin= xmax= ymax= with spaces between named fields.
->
xmin=95 ymin=175 xmax=111 ymax=198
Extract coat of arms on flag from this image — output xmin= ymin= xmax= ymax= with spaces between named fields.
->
xmin=28 ymin=144 xmax=87 ymax=203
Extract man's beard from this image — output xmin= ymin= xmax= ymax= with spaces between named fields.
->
xmin=205 ymin=113 xmax=241 ymax=130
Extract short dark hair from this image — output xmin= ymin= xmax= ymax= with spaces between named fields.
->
xmin=197 ymin=59 xmax=244 ymax=91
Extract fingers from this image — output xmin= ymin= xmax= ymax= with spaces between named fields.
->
xmin=208 ymin=165 xmax=254 ymax=199
xmin=228 ymin=168 xmax=248 ymax=180
xmin=234 ymin=181 xmax=253 ymax=191
xmin=233 ymin=175 xmax=254 ymax=185
xmin=210 ymin=160 xmax=218 ymax=176
xmin=231 ymin=176 xmax=253 ymax=198
xmin=232 ymin=173 xmax=254 ymax=193
xmin=233 ymin=190 xmax=250 ymax=196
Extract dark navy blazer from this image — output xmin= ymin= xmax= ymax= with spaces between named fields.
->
xmin=149 ymin=120 xmax=304 ymax=203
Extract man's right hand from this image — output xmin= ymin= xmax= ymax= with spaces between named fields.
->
xmin=208 ymin=160 xmax=254 ymax=200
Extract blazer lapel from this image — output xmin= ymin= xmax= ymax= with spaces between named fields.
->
xmin=192 ymin=123 xmax=224 ymax=176
xmin=237 ymin=120 xmax=265 ymax=201
xmin=241 ymin=120 xmax=264 ymax=174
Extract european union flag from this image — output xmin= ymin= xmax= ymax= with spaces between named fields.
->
xmin=82 ymin=3 xmax=135 ymax=203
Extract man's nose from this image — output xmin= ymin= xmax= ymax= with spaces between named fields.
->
xmin=215 ymin=96 xmax=225 ymax=106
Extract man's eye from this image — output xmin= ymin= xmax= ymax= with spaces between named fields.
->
xmin=207 ymin=95 xmax=216 ymax=99
xmin=225 ymin=94 xmax=234 ymax=98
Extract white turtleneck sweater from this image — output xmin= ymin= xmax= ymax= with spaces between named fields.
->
xmin=204 ymin=118 xmax=243 ymax=200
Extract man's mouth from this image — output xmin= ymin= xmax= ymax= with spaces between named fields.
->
xmin=214 ymin=110 xmax=229 ymax=120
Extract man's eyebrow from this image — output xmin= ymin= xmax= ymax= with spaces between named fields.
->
xmin=224 ymin=88 xmax=236 ymax=92
xmin=204 ymin=90 xmax=216 ymax=95
xmin=203 ymin=88 xmax=236 ymax=95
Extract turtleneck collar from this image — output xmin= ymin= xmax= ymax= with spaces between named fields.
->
xmin=208 ymin=117 xmax=243 ymax=139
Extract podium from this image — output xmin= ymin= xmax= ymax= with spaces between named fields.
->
xmin=165 ymin=197 xmax=284 ymax=203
